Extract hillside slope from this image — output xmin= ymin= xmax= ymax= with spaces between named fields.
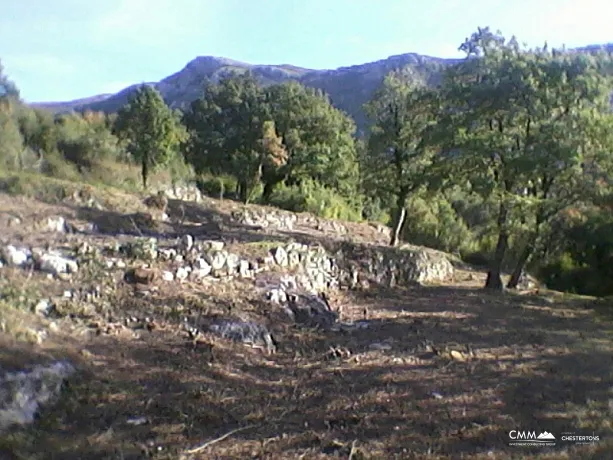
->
xmin=1 ymin=174 xmax=612 ymax=459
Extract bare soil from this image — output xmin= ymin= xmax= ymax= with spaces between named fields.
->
xmin=0 ymin=183 xmax=612 ymax=460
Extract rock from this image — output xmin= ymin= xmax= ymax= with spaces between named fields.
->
xmin=46 ymin=216 xmax=67 ymax=233
xmin=194 ymin=257 xmax=212 ymax=273
xmin=208 ymin=321 xmax=277 ymax=354
xmin=126 ymin=416 xmax=149 ymax=426
xmin=2 ymin=245 xmax=30 ymax=267
xmin=34 ymin=300 xmax=53 ymax=317
xmin=225 ymin=253 xmax=240 ymax=272
xmin=207 ymin=251 xmax=227 ymax=271
xmin=238 ymin=259 xmax=251 ymax=278
xmin=175 ymin=266 xmax=190 ymax=281
xmin=202 ymin=240 xmax=225 ymax=252
xmin=180 ymin=235 xmax=194 ymax=252
xmin=271 ymin=247 xmax=288 ymax=266
xmin=267 ymin=288 xmax=287 ymax=304
xmin=38 ymin=252 xmax=78 ymax=276
xmin=287 ymin=250 xmax=300 ymax=268
xmin=162 ymin=271 xmax=174 ymax=282
xmin=0 ymin=360 xmax=75 ymax=432
xmin=285 ymin=293 xmax=339 ymax=329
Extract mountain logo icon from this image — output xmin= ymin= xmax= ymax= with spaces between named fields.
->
xmin=537 ymin=432 xmax=555 ymax=440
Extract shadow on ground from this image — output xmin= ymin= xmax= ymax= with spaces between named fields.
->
xmin=2 ymin=284 xmax=612 ymax=459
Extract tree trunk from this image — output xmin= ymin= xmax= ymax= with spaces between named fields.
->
xmin=141 ymin=158 xmax=149 ymax=190
xmin=239 ymin=181 xmax=249 ymax=204
xmin=390 ymin=207 xmax=406 ymax=247
xmin=506 ymin=241 xmax=533 ymax=289
xmin=507 ymin=215 xmax=544 ymax=289
xmin=485 ymin=200 xmax=509 ymax=290
xmin=390 ymin=189 xmax=409 ymax=247
xmin=262 ymin=181 xmax=277 ymax=204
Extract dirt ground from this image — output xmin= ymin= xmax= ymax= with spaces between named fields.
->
xmin=1 ymin=181 xmax=612 ymax=460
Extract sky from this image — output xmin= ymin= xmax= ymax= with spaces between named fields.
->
xmin=1 ymin=0 xmax=612 ymax=103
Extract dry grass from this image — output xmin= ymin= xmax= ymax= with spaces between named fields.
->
xmin=0 ymin=181 xmax=612 ymax=460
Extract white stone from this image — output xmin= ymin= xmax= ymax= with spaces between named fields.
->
xmin=46 ymin=216 xmax=66 ymax=233
xmin=39 ymin=252 xmax=78 ymax=275
xmin=175 ymin=266 xmax=190 ymax=281
xmin=225 ymin=253 xmax=240 ymax=271
xmin=208 ymin=251 xmax=227 ymax=270
xmin=162 ymin=271 xmax=174 ymax=281
xmin=2 ymin=245 xmax=30 ymax=267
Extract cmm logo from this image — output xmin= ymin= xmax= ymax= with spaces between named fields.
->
xmin=509 ymin=431 xmax=556 ymax=446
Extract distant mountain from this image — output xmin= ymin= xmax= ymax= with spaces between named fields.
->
xmin=30 ymin=43 xmax=613 ymax=133
xmin=29 ymin=53 xmax=455 ymax=133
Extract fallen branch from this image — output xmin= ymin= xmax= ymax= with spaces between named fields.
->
xmin=183 ymin=424 xmax=256 ymax=455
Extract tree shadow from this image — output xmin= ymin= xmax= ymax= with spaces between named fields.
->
xmin=2 ymin=282 xmax=613 ymax=458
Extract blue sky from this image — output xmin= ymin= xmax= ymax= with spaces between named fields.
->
xmin=1 ymin=0 xmax=611 ymax=103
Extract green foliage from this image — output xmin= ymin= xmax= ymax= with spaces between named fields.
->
xmin=184 ymin=75 xmax=359 ymax=204
xmin=429 ymin=26 xmax=613 ymax=289
xmin=263 ymin=81 xmax=359 ymax=200
xmin=364 ymin=68 xmax=440 ymax=245
xmin=114 ymin=85 xmax=187 ymax=189
xmin=266 ymin=179 xmax=363 ymax=221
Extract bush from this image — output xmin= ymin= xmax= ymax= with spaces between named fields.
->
xmin=266 ymin=180 xmax=363 ymax=221
xmin=196 ymin=174 xmax=238 ymax=200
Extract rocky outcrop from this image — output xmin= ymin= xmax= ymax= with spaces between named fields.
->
xmin=0 ymin=361 xmax=75 ymax=432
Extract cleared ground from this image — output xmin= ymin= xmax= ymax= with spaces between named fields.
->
xmin=0 ymin=177 xmax=612 ymax=459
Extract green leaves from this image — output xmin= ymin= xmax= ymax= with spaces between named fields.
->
xmin=183 ymin=74 xmax=359 ymax=203
xmin=114 ymin=85 xmax=187 ymax=188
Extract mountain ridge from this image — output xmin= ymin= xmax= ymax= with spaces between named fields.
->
xmin=29 ymin=43 xmax=613 ymax=132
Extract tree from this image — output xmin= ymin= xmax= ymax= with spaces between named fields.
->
xmin=364 ymin=68 xmax=439 ymax=246
xmin=263 ymin=81 xmax=359 ymax=202
xmin=113 ymin=85 xmax=187 ymax=189
xmin=435 ymin=27 xmax=613 ymax=290
xmin=183 ymin=72 xmax=270 ymax=202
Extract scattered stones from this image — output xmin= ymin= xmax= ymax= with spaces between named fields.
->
xmin=0 ymin=361 xmax=75 ymax=432
xmin=162 ymin=271 xmax=174 ymax=282
xmin=232 ymin=209 xmax=297 ymax=231
xmin=163 ymin=184 xmax=203 ymax=202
